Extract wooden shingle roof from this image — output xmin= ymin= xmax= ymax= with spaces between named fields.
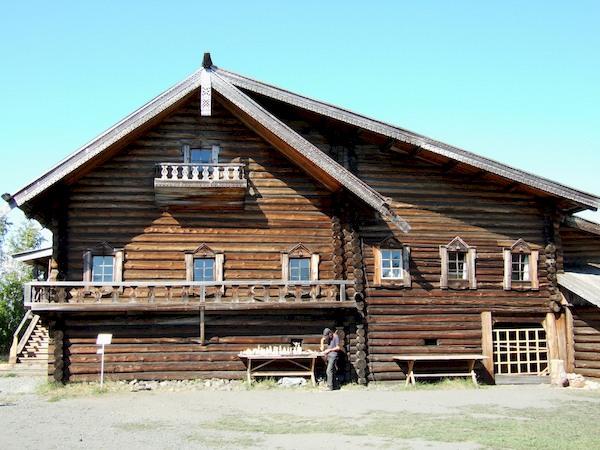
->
xmin=4 ymin=53 xmax=599 ymax=220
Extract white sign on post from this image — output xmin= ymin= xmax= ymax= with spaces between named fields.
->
xmin=96 ymin=334 xmax=112 ymax=388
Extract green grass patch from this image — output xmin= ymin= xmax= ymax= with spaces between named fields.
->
xmin=204 ymin=400 xmax=600 ymax=449
xmin=36 ymin=381 xmax=126 ymax=402
xmin=186 ymin=431 xmax=264 ymax=448
xmin=113 ymin=420 xmax=170 ymax=432
xmin=0 ymin=372 xmax=18 ymax=378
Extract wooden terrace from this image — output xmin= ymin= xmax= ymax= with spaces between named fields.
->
xmin=24 ymin=280 xmax=356 ymax=312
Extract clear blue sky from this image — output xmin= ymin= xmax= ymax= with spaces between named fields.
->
xmin=1 ymin=1 xmax=599 ymax=224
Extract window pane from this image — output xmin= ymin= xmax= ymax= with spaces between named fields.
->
xmin=380 ymin=249 xmax=403 ymax=279
xmin=289 ymin=258 xmax=310 ymax=281
xmin=190 ymin=149 xmax=213 ymax=164
xmin=194 ymin=258 xmax=215 ymax=281
xmin=448 ymin=252 xmax=466 ymax=280
xmin=92 ymin=255 xmax=114 ymax=282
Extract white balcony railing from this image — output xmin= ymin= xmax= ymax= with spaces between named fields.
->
xmin=156 ymin=163 xmax=246 ymax=183
xmin=24 ymin=280 xmax=354 ymax=306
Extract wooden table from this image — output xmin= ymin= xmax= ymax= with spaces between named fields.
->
xmin=393 ymin=354 xmax=488 ymax=386
xmin=238 ymin=353 xmax=323 ymax=386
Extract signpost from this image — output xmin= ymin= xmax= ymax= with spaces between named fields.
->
xmin=96 ymin=333 xmax=112 ymax=388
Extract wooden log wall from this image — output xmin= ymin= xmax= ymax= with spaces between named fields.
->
xmin=270 ymin=103 xmax=553 ymax=381
xmin=560 ymin=225 xmax=600 ymax=269
xmin=64 ymin=97 xmax=336 ymax=283
xmin=62 ymin=311 xmax=355 ymax=382
xmin=570 ymin=305 xmax=600 ymax=379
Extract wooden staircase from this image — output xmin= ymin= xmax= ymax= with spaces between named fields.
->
xmin=9 ymin=312 xmax=49 ymax=366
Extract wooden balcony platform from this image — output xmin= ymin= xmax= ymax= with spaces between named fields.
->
xmin=24 ymin=280 xmax=356 ymax=313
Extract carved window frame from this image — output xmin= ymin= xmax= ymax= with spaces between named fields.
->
xmin=182 ymin=143 xmax=219 ymax=164
xmin=185 ymin=244 xmax=224 ymax=282
xmin=503 ymin=239 xmax=539 ymax=291
xmin=373 ymin=236 xmax=411 ymax=288
xmin=440 ymin=237 xmax=477 ymax=290
xmin=83 ymin=242 xmax=124 ymax=283
xmin=281 ymin=243 xmax=319 ymax=282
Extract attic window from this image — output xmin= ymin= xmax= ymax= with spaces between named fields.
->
xmin=503 ymin=239 xmax=539 ymax=291
xmin=183 ymin=144 xmax=219 ymax=164
xmin=440 ymin=237 xmax=476 ymax=290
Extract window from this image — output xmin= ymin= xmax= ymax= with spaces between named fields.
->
xmin=440 ymin=237 xmax=476 ymax=289
xmin=281 ymin=244 xmax=319 ymax=282
xmin=448 ymin=251 xmax=467 ymax=280
xmin=381 ymin=249 xmax=403 ymax=280
xmin=511 ymin=253 xmax=530 ymax=282
xmin=185 ymin=244 xmax=224 ymax=283
xmin=373 ymin=238 xmax=411 ymax=287
xmin=193 ymin=257 xmax=215 ymax=281
xmin=190 ymin=149 xmax=213 ymax=164
xmin=288 ymin=257 xmax=310 ymax=281
xmin=503 ymin=239 xmax=538 ymax=290
xmin=92 ymin=255 xmax=114 ymax=282
xmin=183 ymin=144 xmax=219 ymax=164
xmin=83 ymin=243 xmax=123 ymax=283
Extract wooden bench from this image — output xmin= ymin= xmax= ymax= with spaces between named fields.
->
xmin=238 ymin=353 xmax=323 ymax=386
xmin=393 ymin=354 xmax=488 ymax=386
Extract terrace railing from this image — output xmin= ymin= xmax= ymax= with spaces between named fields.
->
xmin=24 ymin=280 xmax=353 ymax=306
xmin=155 ymin=162 xmax=246 ymax=184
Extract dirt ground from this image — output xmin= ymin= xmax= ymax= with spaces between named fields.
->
xmin=1 ymin=375 xmax=599 ymax=449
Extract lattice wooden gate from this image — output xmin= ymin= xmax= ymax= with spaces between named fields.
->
xmin=493 ymin=326 xmax=549 ymax=375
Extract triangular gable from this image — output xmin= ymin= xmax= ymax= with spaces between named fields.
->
xmin=215 ymin=68 xmax=599 ymax=210
xmin=445 ymin=236 xmax=471 ymax=252
xmin=210 ymin=70 xmax=410 ymax=232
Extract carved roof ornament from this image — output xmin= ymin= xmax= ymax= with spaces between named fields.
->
xmin=200 ymin=68 xmax=212 ymax=117
xmin=286 ymin=243 xmax=313 ymax=257
xmin=86 ymin=241 xmax=116 ymax=254
xmin=187 ymin=243 xmax=216 ymax=257
xmin=378 ymin=235 xmax=404 ymax=249
xmin=511 ymin=238 xmax=532 ymax=254
xmin=446 ymin=236 xmax=470 ymax=252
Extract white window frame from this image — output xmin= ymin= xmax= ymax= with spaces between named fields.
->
xmin=83 ymin=243 xmax=124 ymax=283
xmin=503 ymin=239 xmax=539 ymax=290
xmin=440 ymin=237 xmax=476 ymax=290
xmin=185 ymin=244 xmax=224 ymax=283
xmin=373 ymin=238 xmax=411 ymax=287
xmin=281 ymin=244 xmax=319 ymax=282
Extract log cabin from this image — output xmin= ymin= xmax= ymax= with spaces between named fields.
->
xmin=5 ymin=53 xmax=600 ymax=384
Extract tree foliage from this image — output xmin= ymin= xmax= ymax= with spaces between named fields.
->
xmin=0 ymin=218 xmax=43 ymax=354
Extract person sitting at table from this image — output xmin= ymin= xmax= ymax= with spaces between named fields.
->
xmin=322 ymin=328 xmax=342 ymax=390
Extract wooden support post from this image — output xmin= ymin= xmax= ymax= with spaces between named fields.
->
xmin=480 ymin=311 xmax=494 ymax=382
xmin=555 ymin=310 xmax=569 ymax=365
xmin=199 ymin=306 xmax=205 ymax=345
xmin=565 ymin=306 xmax=575 ymax=373
xmin=544 ymin=312 xmax=560 ymax=361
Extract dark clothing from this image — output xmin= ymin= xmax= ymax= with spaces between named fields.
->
xmin=326 ymin=334 xmax=340 ymax=389
xmin=327 ymin=334 xmax=340 ymax=359
xmin=326 ymin=355 xmax=337 ymax=389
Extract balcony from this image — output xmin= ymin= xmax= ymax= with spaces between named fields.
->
xmin=154 ymin=162 xmax=247 ymax=208
xmin=24 ymin=280 xmax=356 ymax=312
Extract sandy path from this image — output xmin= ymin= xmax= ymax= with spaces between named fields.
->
xmin=0 ymin=377 xmax=598 ymax=449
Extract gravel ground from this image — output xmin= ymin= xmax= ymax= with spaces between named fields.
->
xmin=0 ymin=375 xmax=599 ymax=449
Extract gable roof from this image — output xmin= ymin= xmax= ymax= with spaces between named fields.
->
xmin=563 ymin=215 xmax=600 ymax=236
xmin=215 ymin=68 xmax=600 ymax=211
xmin=4 ymin=53 xmax=599 ymax=222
